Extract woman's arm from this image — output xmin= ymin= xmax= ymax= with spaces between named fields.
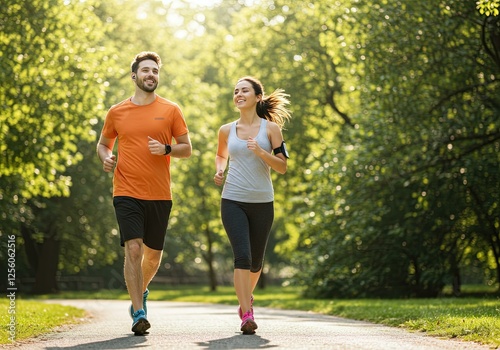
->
xmin=214 ymin=124 xmax=230 ymax=186
xmin=247 ymin=122 xmax=287 ymax=174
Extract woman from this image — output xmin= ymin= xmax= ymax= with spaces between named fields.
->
xmin=214 ymin=76 xmax=291 ymax=334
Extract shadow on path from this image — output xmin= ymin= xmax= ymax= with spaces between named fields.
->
xmin=44 ymin=334 xmax=148 ymax=349
xmin=195 ymin=334 xmax=277 ymax=349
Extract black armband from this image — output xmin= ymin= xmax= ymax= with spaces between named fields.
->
xmin=273 ymin=141 xmax=289 ymax=159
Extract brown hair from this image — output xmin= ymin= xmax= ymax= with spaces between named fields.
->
xmin=130 ymin=51 xmax=162 ymax=73
xmin=238 ymin=76 xmax=291 ymax=129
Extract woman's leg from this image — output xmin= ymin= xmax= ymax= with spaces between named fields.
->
xmin=234 ymin=268 xmax=253 ymax=314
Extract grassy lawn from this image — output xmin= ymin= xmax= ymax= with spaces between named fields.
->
xmin=0 ymin=299 xmax=85 ymax=344
xmin=3 ymin=284 xmax=499 ymax=347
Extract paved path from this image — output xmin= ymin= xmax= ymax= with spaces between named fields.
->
xmin=10 ymin=300 xmax=490 ymax=349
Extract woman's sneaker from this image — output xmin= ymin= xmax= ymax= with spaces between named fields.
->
xmin=129 ymin=289 xmax=149 ymax=319
xmin=131 ymin=309 xmax=150 ymax=335
xmin=240 ymin=310 xmax=258 ymax=335
xmin=238 ymin=295 xmax=254 ymax=320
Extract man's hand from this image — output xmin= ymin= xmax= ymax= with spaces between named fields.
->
xmin=103 ymin=155 xmax=116 ymax=172
xmin=148 ymin=136 xmax=167 ymax=155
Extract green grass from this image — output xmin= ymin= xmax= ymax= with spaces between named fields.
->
xmin=0 ymin=299 xmax=85 ymax=344
xmin=5 ymin=284 xmax=500 ymax=347
xmin=283 ymin=298 xmax=500 ymax=346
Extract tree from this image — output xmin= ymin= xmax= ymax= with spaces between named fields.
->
xmin=0 ymin=0 xmax=113 ymax=292
xmin=297 ymin=0 xmax=500 ymax=297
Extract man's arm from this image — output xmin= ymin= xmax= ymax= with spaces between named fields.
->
xmin=170 ymin=133 xmax=192 ymax=158
xmin=147 ymin=132 xmax=192 ymax=158
xmin=97 ymin=134 xmax=116 ymax=172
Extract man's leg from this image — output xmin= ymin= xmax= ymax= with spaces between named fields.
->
xmin=142 ymin=245 xmax=163 ymax=291
xmin=124 ymin=238 xmax=144 ymax=312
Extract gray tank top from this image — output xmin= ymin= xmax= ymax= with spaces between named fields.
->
xmin=222 ymin=119 xmax=274 ymax=203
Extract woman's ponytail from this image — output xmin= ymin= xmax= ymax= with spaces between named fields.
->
xmin=258 ymin=89 xmax=291 ymax=129
xmin=238 ymin=76 xmax=291 ymax=129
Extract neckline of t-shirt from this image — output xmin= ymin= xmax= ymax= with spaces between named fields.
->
xmin=129 ymin=95 xmax=158 ymax=107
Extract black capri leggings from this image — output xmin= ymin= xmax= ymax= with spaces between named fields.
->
xmin=221 ymin=199 xmax=274 ymax=272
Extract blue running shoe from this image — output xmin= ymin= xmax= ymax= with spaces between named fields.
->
xmin=129 ymin=289 xmax=149 ymax=319
xmin=131 ymin=309 xmax=150 ymax=335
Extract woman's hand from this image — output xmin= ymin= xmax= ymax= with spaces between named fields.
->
xmin=247 ymin=137 xmax=263 ymax=155
xmin=214 ymin=170 xmax=225 ymax=186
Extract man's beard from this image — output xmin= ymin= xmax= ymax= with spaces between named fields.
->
xmin=137 ymin=80 xmax=157 ymax=92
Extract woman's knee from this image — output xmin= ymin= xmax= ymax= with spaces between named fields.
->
xmin=250 ymin=263 xmax=263 ymax=273
xmin=234 ymin=256 xmax=252 ymax=270
xmin=250 ymin=260 xmax=264 ymax=273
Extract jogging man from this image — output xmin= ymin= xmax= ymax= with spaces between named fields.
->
xmin=97 ymin=51 xmax=191 ymax=335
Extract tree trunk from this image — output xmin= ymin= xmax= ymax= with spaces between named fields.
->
xmin=258 ymin=271 xmax=266 ymax=289
xmin=469 ymin=187 xmax=500 ymax=293
xmin=204 ymin=226 xmax=218 ymax=292
xmin=451 ymin=265 xmax=461 ymax=297
xmin=32 ymin=236 xmax=60 ymax=294
xmin=21 ymin=221 xmax=61 ymax=294
xmin=207 ymin=259 xmax=217 ymax=292
xmin=20 ymin=224 xmax=38 ymax=270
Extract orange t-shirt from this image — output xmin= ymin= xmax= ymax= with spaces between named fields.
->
xmin=101 ymin=96 xmax=189 ymax=200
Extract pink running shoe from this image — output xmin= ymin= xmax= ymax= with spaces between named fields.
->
xmin=240 ymin=310 xmax=258 ymax=334
xmin=238 ymin=295 xmax=254 ymax=320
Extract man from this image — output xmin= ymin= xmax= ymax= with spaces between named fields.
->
xmin=97 ymin=51 xmax=191 ymax=335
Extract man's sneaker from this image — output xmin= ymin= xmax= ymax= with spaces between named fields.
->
xmin=129 ymin=289 xmax=150 ymax=319
xmin=240 ymin=310 xmax=258 ymax=335
xmin=131 ymin=309 xmax=150 ymax=335
xmin=238 ymin=295 xmax=254 ymax=320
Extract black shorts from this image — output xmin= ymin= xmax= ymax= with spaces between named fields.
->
xmin=113 ymin=196 xmax=172 ymax=250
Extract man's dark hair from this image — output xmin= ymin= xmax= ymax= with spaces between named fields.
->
xmin=131 ymin=51 xmax=162 ymax=73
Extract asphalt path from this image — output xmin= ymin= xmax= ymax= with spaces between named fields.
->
xmin=9 ymin=300 xmax=490 ymax=349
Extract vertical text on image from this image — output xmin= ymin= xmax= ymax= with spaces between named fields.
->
xmin=7 ymin=234 xmax=17 ymax=342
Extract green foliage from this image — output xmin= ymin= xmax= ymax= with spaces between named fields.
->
xmin=0 ymin=0 xmax=108 ymax=200
xmin=477 ymin=0 xmax=500 ymax=16
xmin=294 ymin=0 xmax=500 ymax=297
xmin=0 ymin=0 xmax=120 ymax=292
xmin=1 ymin=0 xmax=497 ymax=298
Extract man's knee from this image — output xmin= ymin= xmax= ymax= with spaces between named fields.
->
xmin=144 ymin=255 xmax=161 ymax=270
xmin=125 ymin=239 xmax=143 ymax=261
xmin=143 ymin=246 xmax=162 ymax=268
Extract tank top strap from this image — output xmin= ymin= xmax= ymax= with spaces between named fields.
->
xmin=229 ymin=121 xmax=237 ymax=136
xmin=258 ymin=119 xmax=268 ymax=136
